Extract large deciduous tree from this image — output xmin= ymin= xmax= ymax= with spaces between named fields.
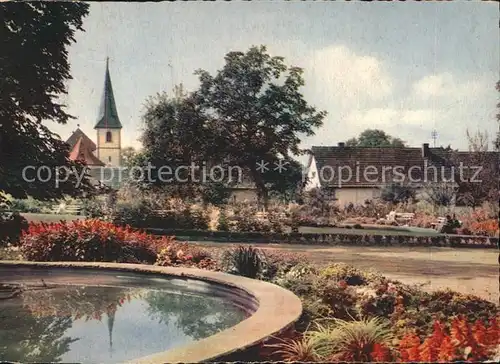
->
xmin=495 ymin=80 xmax=500 ymax=151
xmin=0 ymin=2 xmax=93 ymax=204
xmin=193 ymin=45 xmax=326 ymax=207
xmin=346 ymin=129 xmax=406 ymax=148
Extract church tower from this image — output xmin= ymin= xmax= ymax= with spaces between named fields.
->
xmin=95 ymin=58 xmax=122 ymax=167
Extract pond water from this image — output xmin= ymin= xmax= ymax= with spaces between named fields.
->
xmin=0 ymin=268 xmax=249 ymax=363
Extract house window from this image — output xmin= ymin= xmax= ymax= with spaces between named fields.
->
xmin=106 ymin=131 xmax=112 ymax=143
xmin=108 ymin=156 xmax=112 ymax=163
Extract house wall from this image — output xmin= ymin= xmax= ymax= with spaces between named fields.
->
xmin=229 ymin=189 xmax=259 ymax=203
xmin=335 ymin=188 xmax=379 ymax=206
xmin=96 ymin=129 xmax=121 ymax=167
xmin=304 ymin=156 xmax=321 ymax=191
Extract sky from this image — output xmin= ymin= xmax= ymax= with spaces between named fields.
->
xmin=54 ymin=1 xmax=499 ymax=155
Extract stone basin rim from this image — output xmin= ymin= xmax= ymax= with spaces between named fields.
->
xmin=0 ymin=261 xmax=303 ymax=363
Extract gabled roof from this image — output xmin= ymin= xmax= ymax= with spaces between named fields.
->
xmin=66 ymin=128 xmax=96 ymax=152
xmin=309 ymin=145 xmax=499 ymax=188
xmin=95 ymin=58 xmax=122 ymax=129
xmin=69 ymin=136 xmax=105 ymax=166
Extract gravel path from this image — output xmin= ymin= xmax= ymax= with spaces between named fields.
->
xmin=193 ymin=241 xmax=499 ymax=303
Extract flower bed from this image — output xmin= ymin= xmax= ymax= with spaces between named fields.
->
xmin=258 ymin=259 xmax=500 ymax=362
xmin=18 ymin=220 xmax=215 ymax=268
xmin=13 ymin=220 xmax=500 ymax=362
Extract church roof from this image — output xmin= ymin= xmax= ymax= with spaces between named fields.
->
xmin=95 ymin=58 xmax=122 ymax=129
xmin=69 ymin=136 xmax=105 ymax=166
xmin=66 ymin=127 xmax=96 ymax=152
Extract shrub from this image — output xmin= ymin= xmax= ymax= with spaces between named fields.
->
xmin=217 ymin=209 xmax=230 ymax=231
xmin=220 ymin=245 xmax=266 ymax=278
xmin=0 ymin=212 xmax=29 ymax=246
xmin=222 ymin=203 xmax=285 ymax=233
xmin=110 ymin=199 xmax=209 ymax=230
xmin=19 ymin=219 xmax=173 ymax=263
xmin=111 ymin=200 xmax=153 ymax=228
xmin=81 ymin=198 xmax=105 ymax=218
xmin=314 ymin=281 xmax=359 ymax=321
xmin=155 ymin=242 xmax=217 ymax=270
xmin=380 ymin=182 xmax=417 ymax=204
xmin=320 ymin=263 xmax=382 ymax=286
xmin=269 ymin=317 xmax=394 ymax=362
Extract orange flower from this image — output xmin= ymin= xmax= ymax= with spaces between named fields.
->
xmin=437 ymin=335 xmax=456 ymax=362
xmin=371 ymin=343 xmax=392 ymax=362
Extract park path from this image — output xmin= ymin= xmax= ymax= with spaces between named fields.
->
xmin=193 ymin=241 xmax=499 ymax=303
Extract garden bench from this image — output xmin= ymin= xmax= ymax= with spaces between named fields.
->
xmin=430 ymin=217 xmax=447 ymax=228
xmin=385 ymin=211 xmax=415 ymax=223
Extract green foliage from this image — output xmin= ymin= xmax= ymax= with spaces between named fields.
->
xmin=111 ymin=200 xmax=154 ymax=228
xmin=193 ymin=45 xmax=326 ymax=207
xmin=263 ymin=158 xmax=306 ymax=203
xmin=200 ymin=182 xmax=231 ymax=206
xmin=109 ymin=198 xmax=209 ymax=230
xmin=304 ymin=317 xmax=394 ymax=361
xmin=155 ymin=242 xmax=217 ymax=270
xmin=424 ymin=183 xmax=457 ymax=207
xmin=320 ymin=263 xmax=382 ymax=286
xmin=0 ymin=2 xmax=94 ymax=202
xmin=81 ymin=197 xmax=105 ymax=218
xmin=217 ymin=209 xmax=230 ymax=231
xmin=0 ymin=212 xmax=29 ymax=246
xmin=221 ymin=245 xmax=266 ymax=278
xmin=120 ymin=146 xmax=137 ymax=168
xmin=380 ymin=182 xmax=417 ymax=204
xmin=345 ymin=129 xmax=406 ymax=148
xmin=221 ymin=203 xmax=285 ymax=233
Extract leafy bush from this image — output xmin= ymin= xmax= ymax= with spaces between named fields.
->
xmin=110 ymin=199 xmax=209 ymax=230
xmin=217 ymin=209 xmax=230 ymax=231
xmin=0 ymin=212 xmax=29 ymax=246
xmin=221 ymin=203 xmax=285 ymax=233
xmin=380 ymin=182 xmax=417 ymax=204
xmin=320 ymin=263 xmax=382 ymax=286
xmin=81 ymin=198 xmax=105 ymax=218
xmin=268 ymin=317 xmax=394 ymax=362
xmin=111 ymin=200 xmax=154 ymax=228
xmin=261 ymin=250 xmax=309 ymax=282
xmin=200 ymin=182 xmax=231 ymax=206
xmin=220 ymin=245 xmax=266 ymax=278
xmin=19 ymin=219 xmax=174 ymax=263
xmin=155 ymin=242 xmax=217 ymax=270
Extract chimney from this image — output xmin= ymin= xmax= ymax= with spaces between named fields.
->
xmin=338 ymin=142 xmax=345 ymax=148
xmin=422 ymin=143 xmax=429 ymax=158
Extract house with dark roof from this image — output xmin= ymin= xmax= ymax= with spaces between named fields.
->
xmin=305 ymin=142 xmax=499 ymax=206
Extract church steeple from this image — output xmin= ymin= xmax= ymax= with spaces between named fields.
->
xmin=95 ymin=58 xmax=122 ymax=129
xmin=94 ymin=58 xmax=123 ymax=167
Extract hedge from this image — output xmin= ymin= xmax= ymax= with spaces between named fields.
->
xmin=146 ymin=228 xmax=498 ymax=249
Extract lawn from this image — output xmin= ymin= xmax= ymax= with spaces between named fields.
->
xmin=20 ymin=213 xmax=84 ymax=223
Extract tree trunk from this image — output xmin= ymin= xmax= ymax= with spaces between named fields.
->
xmin=250 ymin=168 xmax=269 ymax=211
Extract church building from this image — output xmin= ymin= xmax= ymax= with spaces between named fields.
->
xmin=66 ymin=58 xmax=123 ymax=168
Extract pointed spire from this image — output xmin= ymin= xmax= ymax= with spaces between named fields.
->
xmin=107 ymin=307 xmax=115 ymax=351
xmin=95 ymin=58 xmax=122 ymax=129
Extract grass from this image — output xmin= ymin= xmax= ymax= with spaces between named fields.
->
xmin=21 ymin=213 xmax=84 ymax=223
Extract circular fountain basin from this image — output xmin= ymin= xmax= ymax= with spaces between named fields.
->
xmin=0 ymin=262 xmax=302 ymax=363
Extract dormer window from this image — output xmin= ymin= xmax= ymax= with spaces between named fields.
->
xmin=106 ymin=131 xmax=112 ymax=143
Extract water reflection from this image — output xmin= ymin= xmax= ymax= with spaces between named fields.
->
xmin=0 ymin=284 xmax=247 ymax=363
